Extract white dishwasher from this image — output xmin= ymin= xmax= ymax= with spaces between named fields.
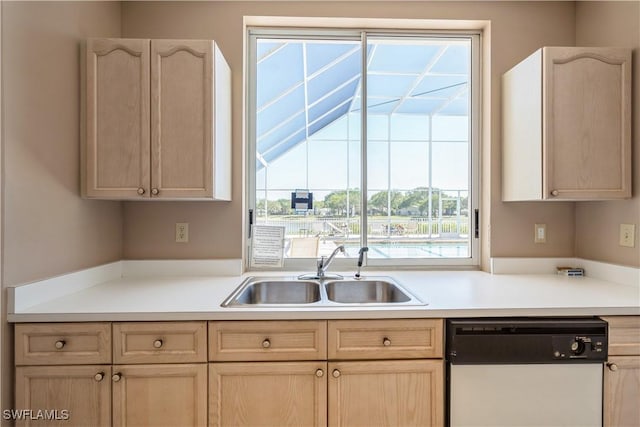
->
xmin=446 ymin=318 xmax=608 ymax=427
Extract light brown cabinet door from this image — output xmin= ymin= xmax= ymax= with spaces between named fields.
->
xmin=112 ymin=364 xmax=207 ymax=427
xmin=209 ymin=361 xmax=327 ymax=427
xmin=604 ymin=356 xmax=640 ymax=427
xmin=328 ymin=359 xmax=444 ymax=427
xmin=85 ymin=38 xmax=151 ymax=199
xmin=544 ymin=47 xmax=631 ymax=199
xmin=151 ymin=40 xmax=213 ymax=199
xmin=15 ymin=365 xmax=111 ymax=427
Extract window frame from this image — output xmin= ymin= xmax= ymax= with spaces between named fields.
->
xmin=245 ymin=23 xmax=482 ymax=271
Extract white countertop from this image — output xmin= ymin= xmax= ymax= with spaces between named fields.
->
xmin=7 ymin=259 xmax=640 ymax=322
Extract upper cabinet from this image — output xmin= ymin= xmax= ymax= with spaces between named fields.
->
xmin=502 ymin=47 xmax=631 ymax=201
xmin=83 ymin=38 xmax=231 ymax=200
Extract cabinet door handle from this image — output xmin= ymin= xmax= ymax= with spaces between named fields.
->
xmin=550 ymin=189 xmax=559 ymax=197
xmin=332 ymin=369 xmax=341 ymax=378
xmin=153 ymin=339 xmax=163 ymax=349
xmin=137 ymin=187 xmax=146 ymax=195
xmin=54 ymin=340 xmax=66 ymax=350
xmin=315 ymin=369 xmax=324 ymax=378
xmin=112 ymin=373 xmax=122 ymax=382
xmin=607 ymin=362 xmax=618 ymax=372
xmin=382 ymin=337 xmax=392 ymax=346
xmin=262 ymin=339 xmax=271 ymax=348
xmin=151 ymin=188 xmax=159 ymax=196
xmin=94 ymin=372 xmax=105 ymax=382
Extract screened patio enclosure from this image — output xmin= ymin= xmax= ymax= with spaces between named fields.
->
xmin=252 ymin=34 xmax=472 ymax=259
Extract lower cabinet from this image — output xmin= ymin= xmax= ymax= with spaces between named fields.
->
xmin=603 ymin=316 xmax=640 ymax=427
xmin=208 ymin=319 xmax=445 ymax=427
xmin=112 ymin=364 xmax=207 ymax=426
xmin=15 ymin=364 xmax=207 ymax=427
xmin=604 ymin=356 xmax=640 ymax=427
xmin=15 ymin=317 xmax=640 ymax=426
xmin=15 ymin=365 xmax=112 ymax=426
xmin=210 ymin=362 xmax=327 ymax=427
xmin=15 ymin=319 xmax=445 ymax=427
xmin=328 ymin=360 xmax=444 ymax=427
xmin=15 ymin=321 xmax=208 ymax=427
xmin=209 ymin=359 xmax=443 ymax=427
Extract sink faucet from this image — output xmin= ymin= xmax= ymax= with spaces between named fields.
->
xmin=355 ymin=246 xmax=369 ymax=279
xmin=298 ymin=245 xmax=345 ymax=280
xmin=316 ymin=245 xmax=345 ymax=279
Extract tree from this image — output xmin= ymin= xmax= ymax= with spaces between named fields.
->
xmin=368 ymin=191 xmax=403 ymax=215
xmin=266 ymin=199 xmax=290 ymax=215
xmin=322 ymin=189 xmax=361 ymax=216
xmin=399 ymin=187 xmax=429 ymax=215
xmin=323 ymin=191 xmax=347 ymax=215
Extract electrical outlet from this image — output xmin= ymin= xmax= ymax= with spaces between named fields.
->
xmin=619 ymin=224 xmax=635 ymax=248
xmin=534 ymin=223 xmax=546 ymax=243
xmin=176 ymin=223 xmax=189 ymax=243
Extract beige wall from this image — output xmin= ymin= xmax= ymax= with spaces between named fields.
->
xmin=3 ymin=1 xmax=633 ymax=279
xmin=2 ymin=2 xmax=124 ymax=286
xmin=120 ymin=1 xmax=577 ymax=266
xmin=575 ymin=1 xmax=640 ymax=267
xmin=0 ymin=0 xmax=4 ymax=413
xmin=1 ymin=1 xmax=123 ymax=410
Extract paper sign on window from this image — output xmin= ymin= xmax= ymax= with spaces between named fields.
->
xmin=250 ymin=225 xmax=285 ymax=268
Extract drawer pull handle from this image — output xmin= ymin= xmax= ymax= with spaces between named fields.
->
xmin=332 ymin=369 xmax=341 ymax=378
xmin=383 ymin=337 xmax=392 ymax=346
xmin=607 ymin=363 xmax=618 ymax=372
xmin=112 ymin=373 xmax=122 ymax=382
xmin=262 ymin=339 xmax=271 ymax=348
xmin=153 ymin=339 xmax=163 ymax=349
xmin=316 ymin=369 xmax=324 ymax=378
xmin=94 ymin=372 xmax=104 ymax=382
xmin=54 ymin=340 xmax=66 ymax=350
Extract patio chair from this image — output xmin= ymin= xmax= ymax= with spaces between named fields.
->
xmin=369 ymin=223 xmax=385 ymax=236
xmin=289 ymin=237 xmax=320 ymax=258
xmin=404 ymin=221 xmax=419 ymax=236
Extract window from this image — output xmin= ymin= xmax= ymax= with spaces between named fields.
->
xmin=247 ymin=27 xmax=480 ymax=268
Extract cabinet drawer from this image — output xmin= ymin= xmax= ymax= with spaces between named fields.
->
xmin=15 ymin=323 xmax=111 ymax=366
xmin=603 ymin=316 xmax=640 ymax=356
xmin=209 ymin=321 xmax=327 ymax=361
xmin=328 ymin=319 xmax=443 ymax=360
xmin=114 ymin=322 xmax=207 ymax=364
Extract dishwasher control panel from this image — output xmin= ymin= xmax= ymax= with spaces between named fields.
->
xmin=552 ymin=335 xmax=606 ymax=360
xmin=446 ymin=317 xmax=608 ymax=364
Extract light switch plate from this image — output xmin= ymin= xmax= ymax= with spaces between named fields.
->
xmin=619 ymin=224 xmax=635 ymax=248
xmin=534 ymin=223 xmax=546 ymax=243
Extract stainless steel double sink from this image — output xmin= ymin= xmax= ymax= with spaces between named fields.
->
xmin=221 ymin=276 xmax=424 ymax=307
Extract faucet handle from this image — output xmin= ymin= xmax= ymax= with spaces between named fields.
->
xmin=357 ymin=247 xmax=369 ymax=267
xmin=355 ymin=247 xmax=369 ymax=278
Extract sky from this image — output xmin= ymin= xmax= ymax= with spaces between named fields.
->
xmin=254 ymin=36 xmax=471 ymax=202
